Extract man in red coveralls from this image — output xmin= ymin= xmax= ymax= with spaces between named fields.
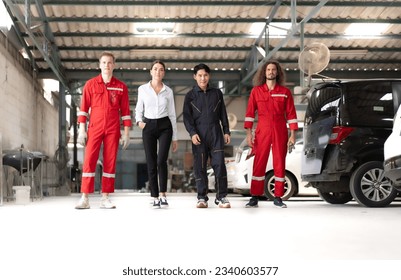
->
xmin=75 ymin=51 xmax=132 ymax=209
xmin=244 ymin=60 xmax=298 ymax=208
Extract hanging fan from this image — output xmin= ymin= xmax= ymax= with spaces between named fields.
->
xmin=299 ymin=42 xmax=330 ymax=83
xmin=227 ymin=113 xmax=238 ymax=129
xmin=298 ymin=42 xmax=331 ymax=100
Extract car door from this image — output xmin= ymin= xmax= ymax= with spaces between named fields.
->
xmin=301 ymin=84 xmax=342 ymax=176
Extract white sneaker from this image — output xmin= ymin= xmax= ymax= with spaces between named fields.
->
xmin=196 ymin=199 xmax=208 ymax=208
xmin=75 ymin=196 xmax=90 ymax=209
xmin=100 ymin=197 xmax=116 ymax=209
xmin=215 ymin=197 xmax=231 ymax=208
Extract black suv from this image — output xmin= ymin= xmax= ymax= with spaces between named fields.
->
xmin=301 ymin=79 xmax=401 ymax=207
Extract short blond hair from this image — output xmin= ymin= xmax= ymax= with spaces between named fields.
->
xmin=99 ymin=51 xmax=115 ymax=63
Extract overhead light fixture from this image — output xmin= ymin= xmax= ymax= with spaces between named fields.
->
xmin=250 ymin=22 xmax=291 ymax=38
xmin=133 ymin=22 xmax=175 ymax=34
xmin=0 ymin=2 xmax=13 ymax=30
xmin=344 ymin=23 xmax=390 ymax=38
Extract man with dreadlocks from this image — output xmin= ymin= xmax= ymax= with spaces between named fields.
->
xmin=244 ymin=60 xmax=298 ymax=208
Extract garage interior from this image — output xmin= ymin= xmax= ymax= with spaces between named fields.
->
xmin=1 ymin=2 xmax=401 ymax=279
xmin=1 ymin=0 xmax=401 ymax=201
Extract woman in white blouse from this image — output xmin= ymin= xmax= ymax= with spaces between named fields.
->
xmin=135 ymin=60 xmax=178 ymax=208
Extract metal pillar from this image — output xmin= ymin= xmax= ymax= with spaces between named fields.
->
xmin=58 ymin=83 xmax=68 ymax=188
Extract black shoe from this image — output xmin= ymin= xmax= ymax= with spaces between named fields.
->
xmin=245 ymin=196 xmax=259 ymax=208
xmin=215 ymin=197 xmax=231 ymax=208
xmin=273 ymin=197 xmax=287 ymax=208
xmin=160 ymin=196 xmax=169 ymax=208
xmin=152 ymin=199 xmax=161 ymax=209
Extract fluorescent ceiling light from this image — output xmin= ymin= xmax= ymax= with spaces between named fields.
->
xmin=250 ymin=22 xmax=291 ymax=38
xmin=133 ymin=22 xmax=175 ymax=34
xmin=0 ymin=2 xmax=13 ymax=30
xmin=345 ymin=23 xmax=390 ymax=36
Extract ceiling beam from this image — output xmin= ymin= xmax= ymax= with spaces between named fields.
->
xmin=33 ymin=0 xmax=64 ymax=73
xmin=273 ymin=18 xmax=401 ymax=24
xmin=42 ymin=69 xmax=401 ymax=82
xmin=3 ymin=0 xmax=68 ymax=87
xmin=52 ymin=46 xmax=252 ymax=52
xmin=37 ymin=69 xmax=401 ymax=97
xmin=255 ymin=0 xmax=282 ymax=46
xmin=47 ymin=46 xmax=401 ymax=53
xmin=34 ymin=0 xmax=282 ymax=5
xmin=34 ymin=57 xmax=401 ymax=65
xmin=44 ymin=17 xmax=268 ymax=23
xmin=2 ymin=2 xmax=36 ymax=68
xmin=37 ymin=69 xmax=242 ymax=89
xmin=39 ymin=69 xmax=242 ymax=78
xmin=42 ymin=17 xmax=401 ymax=25
xmin=235 ymin=0 xmax=329 ymax=93
xmin=27 ymin=32 xmax=401 ymax=40
xmin=35 ymin=1 xmax=401 ymax=7
xmin=37 ymin=58 xmax=245 ymax=64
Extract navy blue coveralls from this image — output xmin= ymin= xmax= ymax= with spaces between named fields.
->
xmin=183 ymin=85 xmax=231 ymax=201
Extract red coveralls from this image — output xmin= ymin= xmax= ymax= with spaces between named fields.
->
xmin=78 ymin=74 xmax=132 ymax=193
xmin=244 ymin=84 xmax=298 ymax=197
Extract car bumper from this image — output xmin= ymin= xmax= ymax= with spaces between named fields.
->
xmin=384 ymin=155 xmax=401 ymax=191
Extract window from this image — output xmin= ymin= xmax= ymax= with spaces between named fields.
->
xmin=342 ymin=81 xmax=393 ymax=127
xmin=305 ymin=85 xmax=341 ymax=123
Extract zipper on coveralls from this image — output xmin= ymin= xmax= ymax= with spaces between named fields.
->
xmin=191 ymin=102 xmax=201 ymax=113
xmin=213 ymin=99 xmax=221 ymax=112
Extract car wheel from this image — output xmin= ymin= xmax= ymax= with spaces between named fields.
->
xmin=317 ymin=189 xmax=353 ymax=204
xmin=350 ymin=161 xmax=398 ymax=207
xmin=264 ymin=171 xmax=297 ymax=201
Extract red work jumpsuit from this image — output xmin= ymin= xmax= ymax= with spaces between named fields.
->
xmin=78 ymin=75 xmax=132 ymax=193
xmin=244 ymin=84 xmax=298 ymax=197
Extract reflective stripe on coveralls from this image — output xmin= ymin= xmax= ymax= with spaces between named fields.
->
xmin=244 ymin=83 xmax=298 ymax=197
xmin=78 ymin=74 xmax=132 ymax=193
xmin=183 ymin=85 xmax=231 ymax=200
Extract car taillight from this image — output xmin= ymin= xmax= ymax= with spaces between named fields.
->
xmin=329 ymin=126 xmax=354 ymax=144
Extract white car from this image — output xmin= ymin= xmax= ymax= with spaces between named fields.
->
xmin=207 ymin=158 xmax=236 ymax=191
xmin=384 ymin=104 xmax=401 ymax=192
xmin=232 ymin=138 xmax=316 ymax=200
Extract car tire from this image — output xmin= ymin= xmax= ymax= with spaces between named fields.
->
xmin=317 ymin=189 xmax=353 ymax=204
xmin=350 ymin=161 xmax=398 ymax=207
xmin=264 ymin=171 xmax=297 ymax=201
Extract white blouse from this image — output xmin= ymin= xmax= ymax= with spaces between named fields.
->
xmin=135 ymin=81 xmax=178 ymax=141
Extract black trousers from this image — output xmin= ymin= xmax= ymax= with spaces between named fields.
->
xmin=192 ymin=124 xmax=228 ymax=201
xmin=142 ymin=117 xmax=173 ymax=198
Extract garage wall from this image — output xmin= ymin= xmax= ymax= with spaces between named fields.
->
xmin=0 ymin=32 xmax=58 ymax=156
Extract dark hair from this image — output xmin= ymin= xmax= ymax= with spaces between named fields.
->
xmin=252 ymin=59 xmax=286 ymax=86
xmin=193 ymin=63 xmax=210 ymax=75
xmin=151 ymin=60 xmax=166 ymax=70
xmin=99 ymin=51 xmax=115 ymax=63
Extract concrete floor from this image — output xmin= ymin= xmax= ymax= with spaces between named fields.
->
xmin=1 ymin=193 xmax=401 ymax=280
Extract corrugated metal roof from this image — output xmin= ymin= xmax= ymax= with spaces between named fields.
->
xmin=2 ymin=0 xmax=401 ymax=97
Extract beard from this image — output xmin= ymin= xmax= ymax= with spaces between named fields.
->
xmin=266 ymin=75 xmax=276 ymax=81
